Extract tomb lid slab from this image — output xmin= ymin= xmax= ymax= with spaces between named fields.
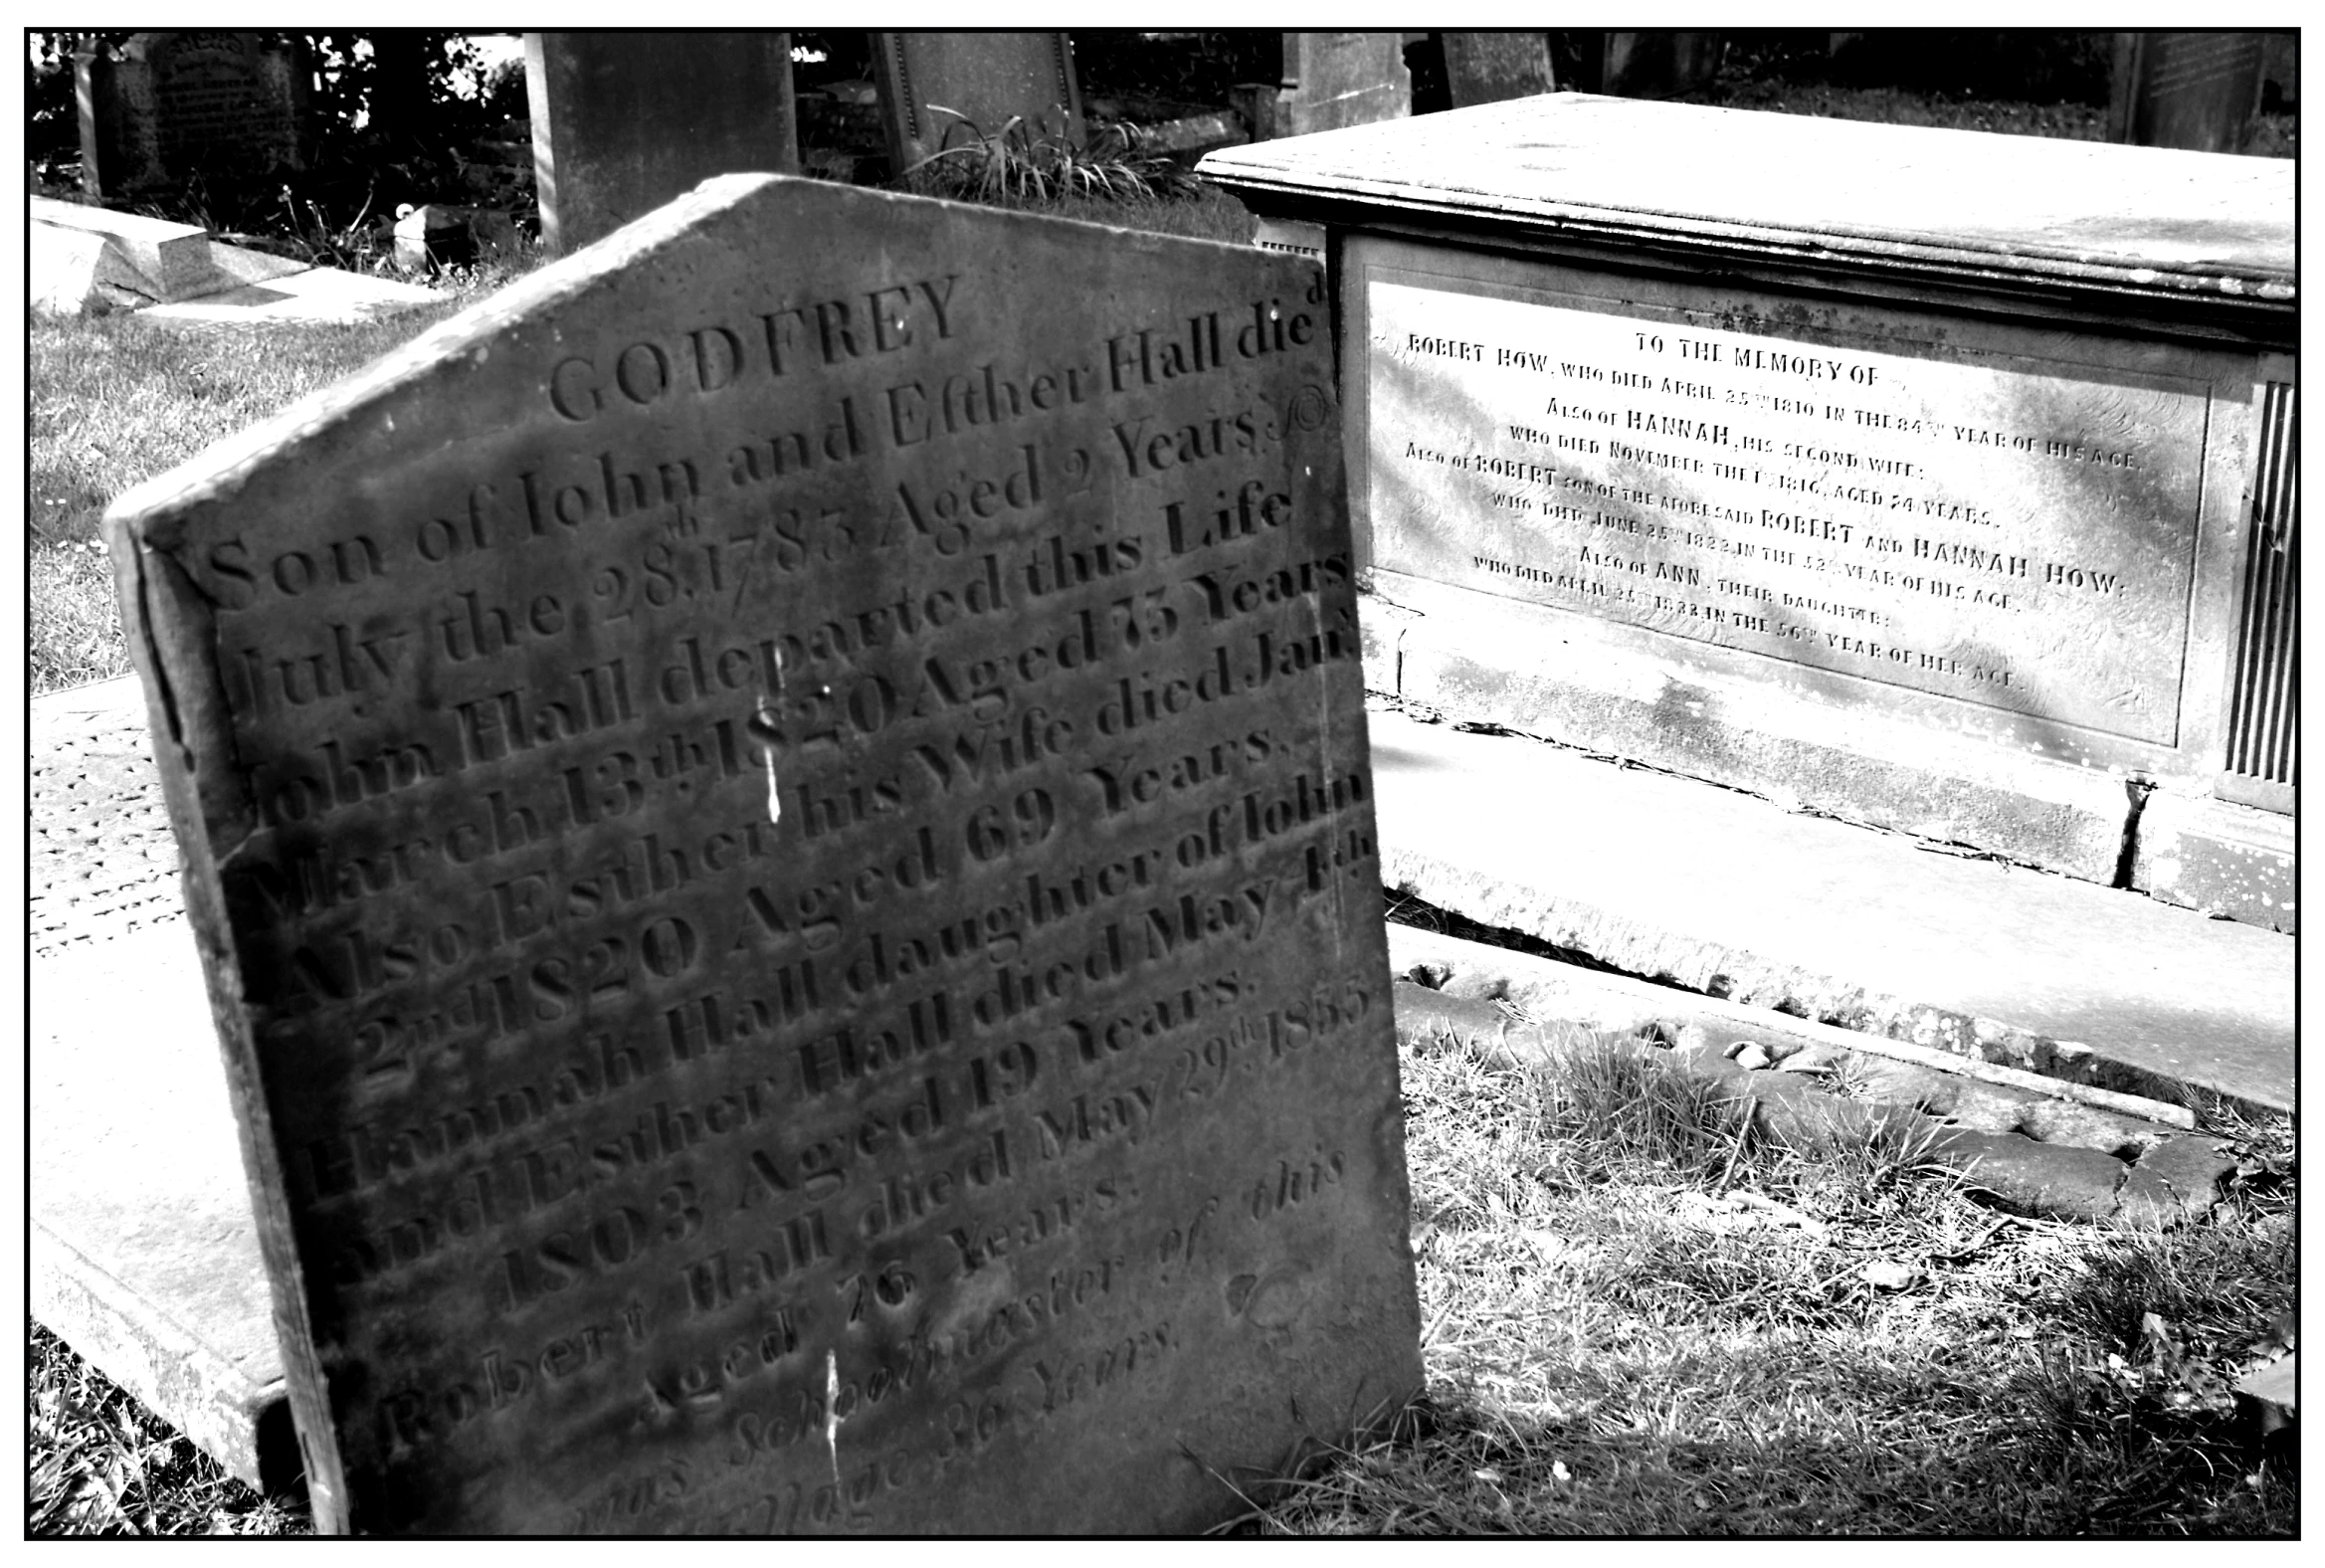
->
xmin=1200 ymin=95 xmax=2292 ymax=327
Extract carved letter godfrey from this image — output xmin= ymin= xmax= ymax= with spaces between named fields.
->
xmin=105 ymin=175 xmax=1421 ymax=1534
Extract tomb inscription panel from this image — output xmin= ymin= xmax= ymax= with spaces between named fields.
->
xmin=107 ymin=175 xmax=1416 ymax=1534
xmin=1361 ymin=261 xmax=2211 ymax=746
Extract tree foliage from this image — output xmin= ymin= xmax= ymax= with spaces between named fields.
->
xmin=30 ymin=31 xmax=532 ymax=262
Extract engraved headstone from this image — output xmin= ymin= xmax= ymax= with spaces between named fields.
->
xmin=2107 ymin=32 xmax=2267 ymax=154
xmin=104 ymin=173 xmax=1419 ymax=1534
xmin=872 ymin=32 xmax=1083 ymax=178
xmin=1441 ymin=34 xmax=1555 ymax=108
xmin=76 ymin=31 xmax=307 ymax=199
xmin=526 ymin=33 xmax=800 ymax=256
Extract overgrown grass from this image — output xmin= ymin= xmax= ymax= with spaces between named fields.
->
xmin=1227 ymin=1022 xmax=2296 ymax=1536
xmin=900 ymin=105 xmax=1203 ymax=206
xmin=27 ymin=268 xmax=522 ymax=695
xmin=28 ymin=1322 xmax=307 ymax=1536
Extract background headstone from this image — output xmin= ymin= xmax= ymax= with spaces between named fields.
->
xmin=871 ymin=32 xmax=1083 ymax=177
xmin=1441 ymin=34 xmax=1555 ymax=108
xmin=525 ymin=32 xmax=800 ymax=256
xmin=2108 ymin=32 xmax=2267 ymax=153
xmin=1263 ymin=34 xmax=1412 ymax=137
xmin=104 ymin=172 xmax=1419 ymax=1534
xmin=76 ymin=31 xmax=307 ymax=199
xmin=1596 ymin=32 xmax=1723 ymax=98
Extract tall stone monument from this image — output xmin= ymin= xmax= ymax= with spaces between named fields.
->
xmin=103 ymin=174 xmax=1419 ymax=1534
xmin=526 ymin=33 xmax=800 ymax=255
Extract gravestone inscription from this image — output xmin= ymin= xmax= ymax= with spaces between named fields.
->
xmin=105 ymin=174 xmax=1418 ymax=1534
xmin=1363 ymin=268 xmax=2205 ymax=744
xmin=1204 ymin=97 xmax=2290 ymax=893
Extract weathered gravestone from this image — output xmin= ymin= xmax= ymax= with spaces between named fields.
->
xmin=1441 ymin=34 xmax=1555 ymax=108
xmin=1202 ymin=97 xmax=2295 ymax=926
xmin=1259 ymin=34 xmax=1411 ymax=138
xmin=2107 ymin=32 xmax=2267 ymax=154
xmin=1594 ymin=32 xmax=1723 ymax=99
xmin=103 ymin=173 xmax=1420 ymax=1534
xmin=76 ymin=31 xmax=307 ymax=199
xmin=526 ymin=33 xmax=800 ymax=256
xmin=871 ymin=33 xmax=1083 ymax=178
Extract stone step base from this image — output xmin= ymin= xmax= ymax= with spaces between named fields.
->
xmin=1365 ymin=705 xmax=2293 ymax=1115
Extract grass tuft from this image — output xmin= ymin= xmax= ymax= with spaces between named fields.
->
xmin=900 ymin=105 xmax=1202 ymax=207
xmin=27 ymin=1322 xmax=307 ymax=1536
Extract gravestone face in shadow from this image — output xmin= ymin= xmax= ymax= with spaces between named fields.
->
xmin=1441 ymin=34 xmax=1555 ymax=108
xmin=104 ymin=173 xmax=1419 ymax=1534
xmin=872 ymin=33 xmax=1083 ymax=180
xmin=1598 ymin=32 xmax=1722 ymax=98
xmin=1272 ymin=34 xmax=1411 ymax=136
xmin=2108 ymin=32 xmax=2266 ymax=153
xmin=76 ymin=31 xmax=306 ymax=199
xmin=526 ymin=33 xmax=800 ymax=255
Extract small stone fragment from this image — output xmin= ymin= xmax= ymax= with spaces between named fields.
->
xmin=2017 ymin=1097 xmax=2153 ymax=1156
xmin=1776 ymin=1042 xmax=1845 ymax=1076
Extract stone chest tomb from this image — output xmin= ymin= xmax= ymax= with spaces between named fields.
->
xmin=1202 ymin=96 xmax=2295 ymax=928
xmin=103 ymin=174 xmax=1418 ymax=1533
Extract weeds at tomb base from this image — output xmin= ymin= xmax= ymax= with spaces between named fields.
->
xmin=1218 ymin=1021 xmax=2294 ymax=1537
xmin=28 ymin=1027 xmax=2292 ymax=1536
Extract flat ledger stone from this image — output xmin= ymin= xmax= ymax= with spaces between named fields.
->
xmin=103 ymin=174 xmax=1417 ymax=1534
